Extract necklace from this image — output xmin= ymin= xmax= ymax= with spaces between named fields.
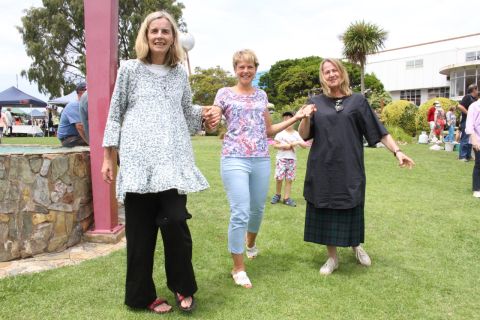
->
xmin=334 ymin=99 xmax=344 ymax=112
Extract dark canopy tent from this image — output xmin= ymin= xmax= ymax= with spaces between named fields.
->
xmin=0 ymin=86 xmax=47 ymax=107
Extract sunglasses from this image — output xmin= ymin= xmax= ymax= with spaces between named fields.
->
xmin=335 ymin=99 xmax=344 ymax=112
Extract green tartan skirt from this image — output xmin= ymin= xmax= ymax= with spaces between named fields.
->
xmin=304 ymin=202 xmax=364 ymax=247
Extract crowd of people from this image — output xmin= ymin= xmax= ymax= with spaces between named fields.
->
xmin=425 ymin=85 xmax=479 ymax=198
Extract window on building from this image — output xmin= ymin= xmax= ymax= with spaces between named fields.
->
xmin=406 ymin=59 xmax=423 ymax=69
xmin=455 ymin=76 xmax=465 ymax=97
xmin=466 ymin=69 xmax=476 ymax=91
xmin=427 ymin=87 xmax=450 ymax=99
xmin=400 ymin=89 xmax=421 ymax=105
xmin=465 ymin=51 xmax=480 ymax=62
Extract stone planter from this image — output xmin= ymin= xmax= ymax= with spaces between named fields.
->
xmin=0 ymin=145 xmax=93 ymax=262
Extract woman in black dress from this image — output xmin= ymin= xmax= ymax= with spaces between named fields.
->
xmin=298 ymin=58 xmax=415 ymax=275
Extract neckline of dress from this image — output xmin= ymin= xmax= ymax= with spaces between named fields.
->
xmin=140 ymin=60 xmax=174 ymax=78
xmin=228 ymin=87 xmax=257 ymax=97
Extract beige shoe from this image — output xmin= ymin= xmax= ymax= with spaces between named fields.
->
xmin=319 ymin=257 xmax=338 ymax=275
xmin=353 ymin=246 xmax=372 ymax=266
xmin=246 ymin=244 xmax=259 ymax=259
xmin=231 ymin=271 xmax=252 ymax=288
xmin=473 ymin=191 xmax=480 ymax=198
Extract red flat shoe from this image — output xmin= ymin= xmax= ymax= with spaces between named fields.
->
xmin=175 ymin=293 xmax=196 ymax=312
xmin=148 ymin=298 xmax=173 ymax=314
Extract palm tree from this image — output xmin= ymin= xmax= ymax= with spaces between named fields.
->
xmin=340 ymin=21 xmax=388 ymax=94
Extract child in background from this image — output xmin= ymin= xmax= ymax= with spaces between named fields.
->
xmin=433 ymin=101 xmax=446 ymax=142
xmin=271 ymin=111 xmax=308 ymax=207
xmin=445 ymin=105 xmax=457 ymax=143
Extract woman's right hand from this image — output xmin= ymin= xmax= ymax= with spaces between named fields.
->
xmin=101 ymin=158 xmax=115 ymax=184
xmin=102 ymin=148 xmax=116 ymax=184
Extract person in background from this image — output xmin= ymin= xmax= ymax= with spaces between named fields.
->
xmin=465 ymin=99 xmax=480 ymax=198
xmin=458 ymin=84 xmax=478 ymax=161
xmin=79 ymin=91 xmax=89 ymax=144
xmin=4 ymin=107 xmax=13 ymax=136
xmin=101 ymin=11 xmax=219 ymax=314
xmin=0 ymin=107 xmax=8 ymax=143
xmin=445 ymin=105 xmax=457 ymax=143
xmin=427 ymin=102 xmax=436 ymax=142
xmin=57 ymin=82 xmax=88 ymax=147
xmin=211 ymin=49 xmax=309 ymax=289
xmin=433 ymin=101 xmax=446 ymax=142
xmin=298 ymin=58 xmax=415 ymax=276
xmin=270 ymin=111 xmax=309 ymax=207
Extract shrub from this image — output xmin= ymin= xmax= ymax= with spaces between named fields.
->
xmin=385 ymin=125 xmax=414 ymax=143
xmin=381 ymin=100 xmax=417 ymax=136
xmin=415 ymin=97 xmax=458 ymax=132
xmin=367 ymin=90 xmax=392 ymax=110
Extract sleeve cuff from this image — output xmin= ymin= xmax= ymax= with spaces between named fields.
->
xmin=102 ymin=121 xmax=121 ymax=147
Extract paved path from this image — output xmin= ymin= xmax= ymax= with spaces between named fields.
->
xmin=0 ymin=207 xmax=125 ymax=279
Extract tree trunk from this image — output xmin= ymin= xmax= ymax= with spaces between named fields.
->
xmin=360 ymin=62 xmax=365 ymax=94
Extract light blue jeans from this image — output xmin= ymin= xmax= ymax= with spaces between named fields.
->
xmin=221 ymin=157 xmax=271 ymax=254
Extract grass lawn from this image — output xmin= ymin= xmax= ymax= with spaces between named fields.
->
xmin=1 ymin=136 xmax=60 ymax=146
xmin=0 ymin=136 xmax=479 ymax=319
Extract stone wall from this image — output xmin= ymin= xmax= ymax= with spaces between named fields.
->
xmin=0 ymin=150 xmax=93 ymax=262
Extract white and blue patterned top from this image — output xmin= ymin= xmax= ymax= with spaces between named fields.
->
xmin=103 ymin=59 xmax=209 ymax=201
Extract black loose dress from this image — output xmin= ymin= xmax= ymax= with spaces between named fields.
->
xmin=303 ymin=93 xmax=388 ymax=246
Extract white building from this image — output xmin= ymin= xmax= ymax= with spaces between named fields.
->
xmin=366 ymin=33 xmax=480 ymax=105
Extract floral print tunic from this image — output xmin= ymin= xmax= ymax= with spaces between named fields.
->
xmin=103 ymin=59 xmax=209 ymax=201
xmin=214 ymin=87 xmax=269 ymax=157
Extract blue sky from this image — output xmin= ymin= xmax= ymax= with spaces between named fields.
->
xmin=0 ymin=0 xmax=477 ymax=101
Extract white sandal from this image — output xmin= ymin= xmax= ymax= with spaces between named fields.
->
xmin=231 ymin=271 xmax=252 ymax=288
xmin=246 ymin=244 xmax=259 ymax=259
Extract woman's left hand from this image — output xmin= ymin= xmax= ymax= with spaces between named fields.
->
xmin=296 ymin=104 xmax=316 ymax=120
xmin=396 ymin=152 xmax=415 ymax=169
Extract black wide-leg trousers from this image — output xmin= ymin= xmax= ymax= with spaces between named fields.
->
xmin=123 ymin=190 xmax=197 ymax=308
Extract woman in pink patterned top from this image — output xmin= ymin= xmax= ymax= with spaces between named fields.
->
xmin=212 ymin=49 xmax=308 ymax=288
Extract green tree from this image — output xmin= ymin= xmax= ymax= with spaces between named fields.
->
xmin=259 ymin=56 xmax=321 ymax=106
xmin=189 ymin=66 xmax=236 ymax=105
xmin=340 ymin=20 xmax=387 ymax=94
xmin=17 ymin=0 xmax=185 ymax=98
xmin=367 ymin=90 xmax=392 ymax=111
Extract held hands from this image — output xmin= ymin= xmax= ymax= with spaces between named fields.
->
xmin=202 ymin=105 xmax=222 ymax=131
xmin=296 ymin=104 xmax=317 ymax=120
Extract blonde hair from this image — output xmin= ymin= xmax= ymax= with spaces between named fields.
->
xmin=135 ymin=11 xmax=184 ymax=67
xmin=232 ymin=49 xmax=259 ymax=70
xmin=319 ymin=58 xmax=352 ymax=97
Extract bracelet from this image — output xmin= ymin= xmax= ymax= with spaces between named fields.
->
xmin=393 ymin=149 xmax=402 ymax=157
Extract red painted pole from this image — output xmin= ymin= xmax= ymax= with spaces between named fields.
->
xmin=83 ymin=0 xmax=123 ymax=236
